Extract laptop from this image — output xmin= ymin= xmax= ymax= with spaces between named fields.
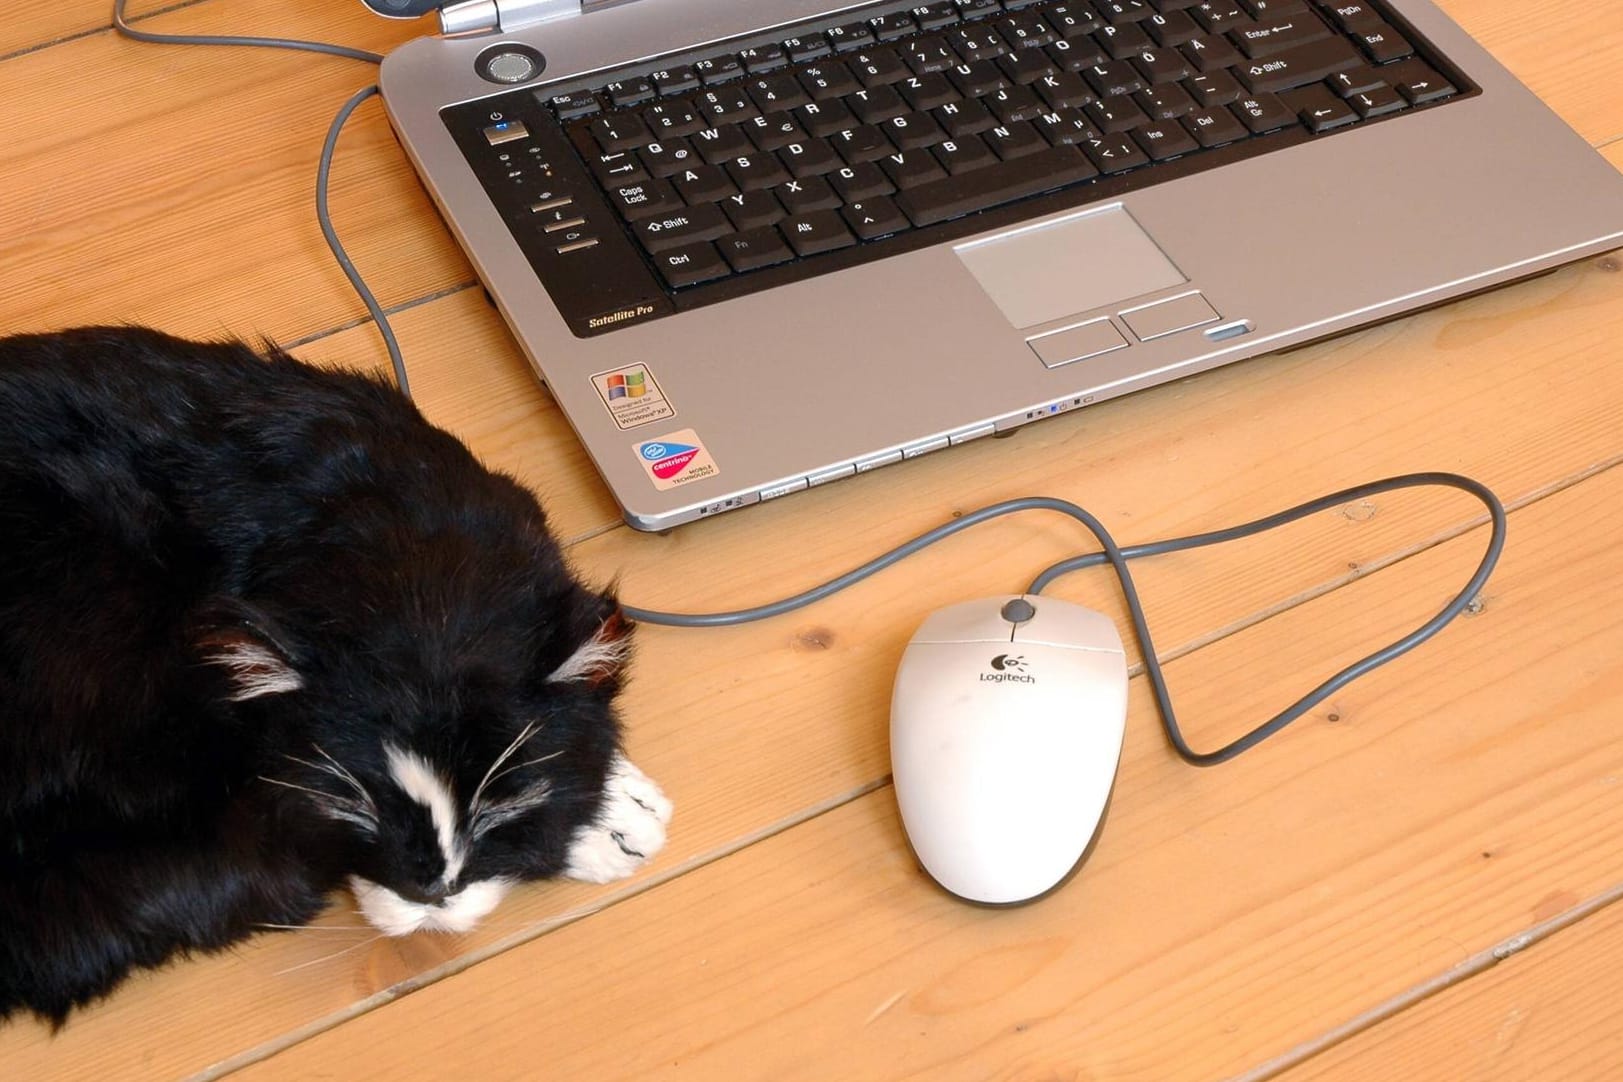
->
xmin=367 ymin=0 xmax=1623 ymax=531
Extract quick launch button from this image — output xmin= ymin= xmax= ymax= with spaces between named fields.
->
xmin=483 ymin=120 xmax=531 ymax=146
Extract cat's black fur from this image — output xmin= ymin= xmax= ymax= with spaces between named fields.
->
xmin=0 ymin=326 xmax=641 ymax=1025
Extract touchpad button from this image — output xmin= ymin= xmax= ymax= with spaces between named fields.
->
xmin=955 ymin=206 xmax=1186 ymax=330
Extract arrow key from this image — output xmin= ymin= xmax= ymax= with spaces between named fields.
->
xmin=1280 ymin=84 xmax=1358 ymax=132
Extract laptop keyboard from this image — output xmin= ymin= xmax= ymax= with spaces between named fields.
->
xmin=443 ymin=0 xmax=1472 ymax=338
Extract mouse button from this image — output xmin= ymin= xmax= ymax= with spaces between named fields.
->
xmin=1010 ymin=599 xmax=1123 ymax=653
xmin=906 ymin=597 xmax=1021 ymax=646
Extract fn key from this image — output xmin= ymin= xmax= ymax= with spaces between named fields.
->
xmin=652 ymin=242 xmax=729 ymax=288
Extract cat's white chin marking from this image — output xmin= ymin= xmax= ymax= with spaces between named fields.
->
xmin=564 ymin=754 xmax=673 ymax=884
xmin=349 ymin=876 xmax=512 ymax=936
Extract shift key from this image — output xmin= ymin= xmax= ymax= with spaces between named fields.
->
xmin=633 ymin=204 xmax=732 ymax=253
xmin=1235 ymin=37 xmax=1361 ymax=94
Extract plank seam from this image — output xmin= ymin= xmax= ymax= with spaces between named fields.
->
xmin=1224 ymin=880 xmax=1623 ymax=1082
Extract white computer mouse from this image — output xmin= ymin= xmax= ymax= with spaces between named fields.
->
xmin=890 ymin=595 xmax=1128 ymax=905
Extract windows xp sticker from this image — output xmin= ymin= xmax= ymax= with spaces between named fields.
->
xmin=634 ymin=429 xmax=719 ymax=490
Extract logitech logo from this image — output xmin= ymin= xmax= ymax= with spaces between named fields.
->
xmin=981 ymin=654 xmax=1036 ymax=685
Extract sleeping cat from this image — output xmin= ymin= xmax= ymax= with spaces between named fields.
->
xmin=0 ymin=326 xmax=671 ymax=1025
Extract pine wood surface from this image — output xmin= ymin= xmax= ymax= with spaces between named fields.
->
xmin=0 ymin=2 xmax=1620 ymax=1079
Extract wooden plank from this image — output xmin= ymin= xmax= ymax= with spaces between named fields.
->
xmin=0 ymin=0 xmax=109 ymax=58
xmin=0 ymin=1 xmax=448 ymax=343
xmin=1277 ymin=899 xmax=1623 ymax=1081
xmin=1441 ymin=0 xmax=1623 ymax=142
xmin=225 ymin=465 xmax=1623 ymax=1081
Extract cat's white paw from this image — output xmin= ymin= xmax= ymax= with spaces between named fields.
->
xmin=564 ymin=754 xmax=672 ymax=884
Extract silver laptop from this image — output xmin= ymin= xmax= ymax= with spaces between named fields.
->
xmin=369 ymin=0 xmax=1623 ymax=531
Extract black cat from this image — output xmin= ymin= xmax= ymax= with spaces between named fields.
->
xmin=0 ymin=326 xmax=670 ymax=1025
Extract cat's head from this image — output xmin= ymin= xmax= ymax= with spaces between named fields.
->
xmin=196 ymin=573 xmax=633 ymax=936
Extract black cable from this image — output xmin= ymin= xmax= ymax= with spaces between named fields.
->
xmin=112 ymin=0 xmax=384 ymax=63
xmin=626 ymin=474 xmax=1506 ymax=768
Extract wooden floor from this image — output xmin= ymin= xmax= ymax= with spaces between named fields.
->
xmin=4 ymin=2 xmax=1622 ymax=1078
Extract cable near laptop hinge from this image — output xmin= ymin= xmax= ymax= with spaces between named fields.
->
xmin=439 ymin=0 xmax=579 ymax=36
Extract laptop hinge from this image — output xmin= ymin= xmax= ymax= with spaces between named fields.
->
xmin=439 ymin=0 xmax=580 ymax=36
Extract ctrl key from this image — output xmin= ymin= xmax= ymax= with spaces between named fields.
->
xmin=652 ymin=242 xmax=730 ymax=288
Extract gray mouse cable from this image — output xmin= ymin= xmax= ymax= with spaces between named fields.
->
xmin=113 ymin=5 xmax=1511 ymax=767
xmin=110 ymin=1 xmax=412 ymax=399
xmin=624 ymin=473 xmax=1507 ymax=768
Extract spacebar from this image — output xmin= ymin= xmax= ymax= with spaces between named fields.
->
xmin=893 ymin=147 xmax=1100 ymax=228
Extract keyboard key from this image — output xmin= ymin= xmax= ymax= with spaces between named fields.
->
xmin=1082 ymin=132 xmax=1150 ymax=172
xmin=634 ymin=205 xmax=732 ymax=252
xmin=1231 ymin=16 xmax=1332 ymax=59
xmin=782 ymin=210 xmax=858 ymax=255
xmin=851 ymin=85 xmax=909 ymax=124
xmin=1191 ymin=1 xmax=1248 ymax=34
xmin=606 ymin=78 xmax=656 ymax=108
xmin=800 ymin=62 xmax=862 ymax=101
xmin=1280 ymin=83 xmax=1358 ymax=131
xmin=881 ymin=148 xmax=949 ymax=187
xmin=1086 ymin=60 xmax=1145 ymax=99
xmin=1382 ymin=59 xmax=1456 ymax=103
xmin=693 ymin=125 xmax=754 ymax=163
xmin=775 ymin=175 xmax=842 ymax=214
xmin=999 ymin=13 xmax=1058 ymax=49
xmin=1132 ymin=46 xmax=1191 ymax=84
xmin=609 ymin=178 xmax=682 ymax=220
xmin=641 ymin=138 xmax=701 ymax=176
xmin=671 ymin=164 xmax=737 ymax=203
xmin=985 ymin=121 xmax=1048 ymax=159
xmin=885 ymin=110 xmax=946 ymax=149
xmin=1098 ymin=0 xmax=1154 ymax=23
xmin=1321 ymin=1 xmax=1386 ymax=34
xmin=1230 ymin=91 xmax=1297 ymax=132
xmin=746 ymin=112 xmax=807 ymax=152
xmin=696 ymin=89 xmax=759 ymax=126
xmin=795 ymin=98 xmax=859 ymax=137
xmin=1132 ymin=120 xmax=1198 ymax=159
xmin=997 ymin=47 xmax=1058 ymax=84
xmin=651 ymin=66 xmax=702 ymax=97
xmin=1146 ymin=10 xmax=1200 ymax=47
xmin=784 ymin=34 xmax=833 ymax=63
xmin=778 ymin=139 xmax=842 ymax=177
xmin=949 ymin=59 xmax=1011 ymax=97
xmin=748 ymin=73 xmax=811 ymax=112
xmin=1349 ymin=84 xmax=1407 ymax=118
xmin=717 ymin=227 xmax=795 ymax=271
xmin=645 ymin=101 xmax=707 ymax=138
xmin=933 ymin=134 xmax=998 ymax=173
xmin=591 ymin=114 xmax=653 ymax=152
xmin=1033 ymin=107 xmax=1100 ymax=145
xmin=894 ymin=145 xmax=1098 ymax=225
xmin=739 ymin=44 xmax=789 ymax=74
xmin=1183 ymin=105 xmax=1248 ymax=146
xmin=551 ymin=91 xmax=603 ymax=120
xmin=1035 ymin=71 xmax=1095 ymax=110
xmin=1353 ymin=23 xmax=1415 ymax=63
xmin=934 ymin=98 xmax=999 ymax=137
xmin=832 ymin=125 xmax=896 ymax=164
xmin=1327 ymin=64 xmax=1387 ymax=96
xmin=850 ymin=49 xmax=911 ymax=87
xmin=829 ymin=161 xmax=896 ymax=200
xmin=722 ymin=189 xmax=786 ymax=229
xmin=869 ymin=13 xmax=919 ymax=42
xmin=1085 ymin=94 xmax=1151 ymax=133
xmin=1045 ymin=3 xmax=1104 ymax=38
xmin=826 ymin=22 xmax=877 ymax=53
xmin=1235 ymin=37 xmax=1360 ymax=94
xmin=1097 ymin=21 xmax=1152 ymax=59
xmin=904 ymin=36 xmax=960 ymax=74
xmin=652 ymin=242 xmax=730 ymax=287
xmin=726 ymin=151 xmax=792 ymax=190
xmin=1187 ymin=69 xmax=1244 ymax=107
xmin=912 ymin=3 xmax=963 ymax=31
xmin=900 ymin=71 xmax=960 ymax=110
xmin=1136 ymin=82 xmax=1197 ymax=120
xmin=987 ymin=84 xmax=1047 ymax=123
xmin=695 ymin=55 xmax=745 ymax=84
xmin=1182 ymin=33 xmax=1243 ymax=72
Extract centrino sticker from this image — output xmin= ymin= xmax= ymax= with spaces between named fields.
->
xmin=634 ymin=429 xmax=719 ymax=490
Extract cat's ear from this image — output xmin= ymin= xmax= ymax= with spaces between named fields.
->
xmin=546 ymin=602 xmax=632 ymax=688
xmin=192 ymin=601 xmax=304 ymax=702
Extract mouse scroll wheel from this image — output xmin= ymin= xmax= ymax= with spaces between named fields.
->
xmin=1001 ymin=598 xmax=1036 ymax=624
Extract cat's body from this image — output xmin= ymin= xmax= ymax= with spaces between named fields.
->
xmin=0 ymin=327 xmax=669 ymax=1024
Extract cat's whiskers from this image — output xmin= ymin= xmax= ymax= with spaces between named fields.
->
xmin=467 ymin=719 xmax=544 ymax=817
xmin=309 ymin=745 xmax=378 ymax=813
xmin=257 ymin=774 xmax=379 ymax=834
xmin=272 ymin=932 xmax=387 ymax=977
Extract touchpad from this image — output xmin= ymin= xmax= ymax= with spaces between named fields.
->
xmin=955 ymin=206 xmax=1186 ymax=329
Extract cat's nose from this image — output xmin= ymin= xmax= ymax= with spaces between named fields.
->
xmin=398 ymin=880 xmax=451 ymax=905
